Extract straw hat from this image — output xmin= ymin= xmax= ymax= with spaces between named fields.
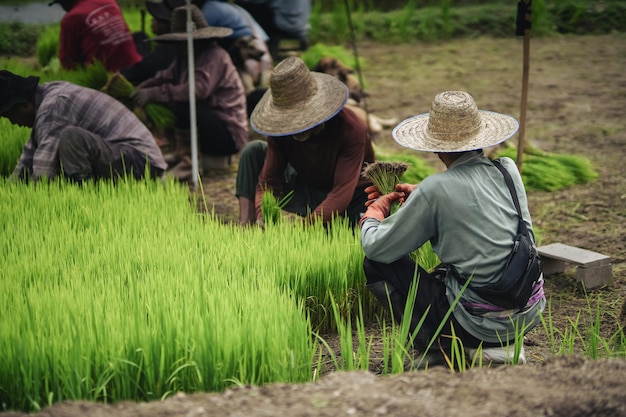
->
xmin=154 ymin=5 xmax=233 ymax=42
xmin=392 ymin=91 xmax=519 ymax=152
xmin=250 ymin=56 xmax=349 ymax=136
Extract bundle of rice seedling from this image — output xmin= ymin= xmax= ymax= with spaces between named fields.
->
xmin=375 ymin=148 xmax=436 ymax=184
xmin=495 ymin=147 xmax=598 ymax=191
xmin=71 ymin=61 xmax=109 ymax=90
xmin=261 ymin=189 xmax=294 ymax=226
xmin=144 ymin=103 xmax=176 ymax=132
xmin=101 ymin=72 xmax=135 ymax=109
xmin=102 ymin=72 xmax=135 ymax=99
xmin=100 ymin=73 xmax=176 ymax=132
xmin=362 ymin=161 xmax=409 ymax=214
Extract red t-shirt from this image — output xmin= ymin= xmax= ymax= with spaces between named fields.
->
xmin=59 ymin=0 xmax=142 ymax=72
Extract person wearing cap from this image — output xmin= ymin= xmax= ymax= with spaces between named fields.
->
xmin=359 ymin=91 xmax=545 ymax=366
xmin=235 ymin=56 xmax=375 ymax=227
xmin=49 ymin=0 xmax=142 ymax=73
xmin=0 ymin=70 xmax=167 ymax=183
xmin=120 ymin=0 xmax=180 ymax=86
xmin=131 ymin=4 xmax=248 ymax=182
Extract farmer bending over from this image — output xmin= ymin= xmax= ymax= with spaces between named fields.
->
xmin=0 ymin=70 xmax=166 ymax=183
xmin=49 ymin=0 xmax=142 ymax=73
xmin=360 ymin=91 xmax=545 ymax=366
xmin=236 ymin=56 xmax=374 ymax=227
xmin=131 ymin=5 xmax=248 ymax=182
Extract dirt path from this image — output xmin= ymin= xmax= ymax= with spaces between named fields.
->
xmin=3 ymin=34 xmax=626 ymax=416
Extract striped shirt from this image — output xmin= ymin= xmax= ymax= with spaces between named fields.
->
xmin=12 ymin=81 xmax=166 ymax=181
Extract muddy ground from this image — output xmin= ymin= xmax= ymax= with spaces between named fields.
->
xmin=3 ymin=34 xmax=626 ymax=416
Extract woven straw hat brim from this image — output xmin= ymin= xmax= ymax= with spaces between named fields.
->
xmin=250 ymin=73 xmax=348 ymax=136
xmin=154 ymin=26 xmax=233 ymax=42
xmin=392 ymin=110 xmax=519 ymax=152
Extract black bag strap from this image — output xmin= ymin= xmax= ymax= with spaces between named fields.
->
xmin=492 ymin=159 xmax=528 ymax=235
xmin=450 ymin=159 xmax=531 ymax=287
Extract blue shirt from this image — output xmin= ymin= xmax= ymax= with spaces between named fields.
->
xmin=202 ymin=1 xmax=269 ymax=41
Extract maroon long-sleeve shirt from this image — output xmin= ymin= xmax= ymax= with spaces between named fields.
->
xmin=58 ymin=0 xmax=141 ymax=72
xmin=255 ymin=107 xmax=374 ymax=223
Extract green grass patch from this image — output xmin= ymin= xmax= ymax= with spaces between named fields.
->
xmin=496 ymin=147 xmax=598 ymax=191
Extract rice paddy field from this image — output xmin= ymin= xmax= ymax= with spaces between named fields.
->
xmin=1 ymin=3 xmax=625 ymax=416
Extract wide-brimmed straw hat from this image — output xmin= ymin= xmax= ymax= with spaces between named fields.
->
xmin=154 ymin=5 xmax=233 ymax=42
xmin=0 ymin=70 xmax=39 ymax=115
xmin=392 ymin=91 xmax=519 ymax=152
xmin=250 ymin=56 xmax=349 ymax=136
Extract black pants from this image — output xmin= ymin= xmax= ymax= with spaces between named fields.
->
xmin=363 ymin=256 xmax=504 ymax=351
xmin=172 ymin=101 xmax=237 ymax=156
xmin=57 ymin=126 xmax=163 ymax=182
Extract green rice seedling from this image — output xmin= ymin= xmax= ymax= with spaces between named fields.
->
xmin=541 ymin=290 xmax=625 ymax=360
xmin=0 ymin=118 xmax=29 ymax=176
xmin=100 ymin=72 xmax=175 ymax=131
xmin=325 ymin=293 xmax=371 ymax=371
xmin=375 ymin=148 xmax=436 ymax=184
xmin=410 ymin=240 xmax=440 ymax=273
xmin=80 ymin=61 xmax=111 ymax=90
xmin=144 ymin=104 xmax=176 ymax=132
xmin=0 ymin=178 xmax=317 ymax=411
xmin=260 ymin=189 xmax=294 ymax=225
xmin=495 ymin=147 xmax=598 ymax=191
xmin=35 ymin=25 xmax=60 ymax=68
xmin=362 ymin=160 xmax=409 ymax=214
xmin=299 ymin=43 xmax=366 ymax=73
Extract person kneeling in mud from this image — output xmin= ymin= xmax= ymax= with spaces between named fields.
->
xmin=235 ymin=56 xmax=375 ymax=228
xmin=0 ymin=70 xmax=166 ymax=183
xmin=360 ymin=91 xmax=545 ymax=366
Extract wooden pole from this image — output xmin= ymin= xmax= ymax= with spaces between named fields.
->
xmin=516 ymin=0 xmax=532 ymax=173
xmin=186 ymin=0 xmax=199 ymax=190
xmin=343 ymin=0 xmax=372 ymax=134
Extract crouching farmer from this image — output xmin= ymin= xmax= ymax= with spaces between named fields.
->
xmin=360 ymin=91 xmax=545 ymax=367
xmin=0 ymin=70 xmax=166 ymax=183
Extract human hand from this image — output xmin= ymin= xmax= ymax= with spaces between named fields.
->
xmin=364 ymin=184 xmax=381 ymax=207
xmin=130 ymin=88 xmax=151 ymax=107
xmin=359 ymin=191 xmax=404 ymax=228
xmin=395 ymin=183 xmax=418 ymax=199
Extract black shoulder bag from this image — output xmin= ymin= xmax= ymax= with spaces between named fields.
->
xmin=456 ymin=160 xmax=543 ymax=310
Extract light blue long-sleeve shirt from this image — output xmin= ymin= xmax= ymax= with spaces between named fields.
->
xmin=360 ymin=151 xmax=545 ymax=343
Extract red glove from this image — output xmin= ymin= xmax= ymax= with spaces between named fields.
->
xmin=359 ymin=191 xmax=403 ymax=228
xmin=364 ymin=184 xmax=381 ymax=203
